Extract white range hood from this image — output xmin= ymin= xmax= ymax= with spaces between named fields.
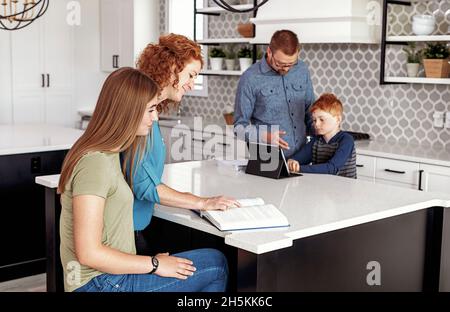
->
xmin=250 ymin=0 xmax=381 ymax=44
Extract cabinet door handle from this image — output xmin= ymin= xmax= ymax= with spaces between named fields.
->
xmin=113 ymin=55 xmax=119 ymax=68
xmin=384 ymin=168 xmax=406 ymax=174
xmin=418 ymin=169 xmax=424 ymax=191
xmin=217 ymin=142 xmax=230 ymax=147
xmin=46 ymin=74 xmax=50 ymax=88
xmin=356 ymin=164 xmax=364 ymax=168
xmin=41 ymin=74 xmax=45 ymax=87
xmin=192 ymin=138 xmax=205 ymax=143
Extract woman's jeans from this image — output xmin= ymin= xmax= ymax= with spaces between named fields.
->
xmin=74 ymin=248 xmax=228 ymax=292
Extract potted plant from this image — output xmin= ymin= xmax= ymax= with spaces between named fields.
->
xmin=209 ymin=47 xmax=225 ymax=71
xmin=223 ymin=104 xmax=234 ymax=125
xmin=238 ymin=46 xmax=253 ymax=72
xmin=422 ymin=42 xmax=450 ymax=78
xmin=257 ymin=48 xmax=264 ymax=60
xmin=225 ymin=49 xmax=236 ymax=71
xmin=403 ymin=42 xmax=421 ymax=77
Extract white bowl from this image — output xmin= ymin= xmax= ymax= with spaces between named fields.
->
xmin=412 ymin=14 xmax=435 ymax=26
xmin=412 ymin=23 xmax=435 ymax=36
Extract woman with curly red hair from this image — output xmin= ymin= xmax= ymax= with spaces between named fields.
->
xmin=124 ymin=34 xmax=240 ymax=262
xmin=137 ymin=33 xmax=203 ymax=112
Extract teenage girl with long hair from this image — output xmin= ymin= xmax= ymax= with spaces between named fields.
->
xmin=58 ymin=67 xmax=228 ymax=292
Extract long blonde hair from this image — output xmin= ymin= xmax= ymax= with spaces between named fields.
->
xmin=57 ymin=67 xmax=159 ymax=194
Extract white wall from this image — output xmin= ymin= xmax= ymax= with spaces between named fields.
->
xmin=0 ymin=32 xmax=12 ymax=124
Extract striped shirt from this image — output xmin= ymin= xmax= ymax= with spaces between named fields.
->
xmin=290 ymin=131 xmax=357 ymax=179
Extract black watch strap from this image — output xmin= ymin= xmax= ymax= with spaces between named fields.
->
xmin=149 ymin=256 xmax=159 ymax=274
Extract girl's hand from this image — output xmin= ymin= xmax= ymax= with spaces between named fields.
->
xmin=200 ymin=196 xmax=241 ymax=211
xmin=154 ymin=253 xmax=196 ymax=280
xmin=287 ymin=159 xmax=300 ymax=173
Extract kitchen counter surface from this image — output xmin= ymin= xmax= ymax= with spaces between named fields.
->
xmin=0 ymin=124 xmax=83 ymax=156
xmin=159 ymin=114 xmax=450 ymax=167
xmin=35 ymin=160 xmax=450 ymax=254
xmin=154 ymin=161 xmax=450 ymax=254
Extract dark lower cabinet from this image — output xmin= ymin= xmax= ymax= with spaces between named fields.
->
xmin=0 ymin=150 xmax=67 ymax=282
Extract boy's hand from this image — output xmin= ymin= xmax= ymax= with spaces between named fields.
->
xmin=154 ymin=253 xmax=196 ymax=280
xmin=264 ymin=130 xmax=289 ymax=150
xmin=287 ymin=159 xmax=300 ymax=173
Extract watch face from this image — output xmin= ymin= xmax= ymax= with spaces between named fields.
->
xmin=152 ymin=256 xmax=159 ymax=267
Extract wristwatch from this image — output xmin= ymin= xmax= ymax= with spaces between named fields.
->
xmin=149 ymin=256 xmax=159 ymax=274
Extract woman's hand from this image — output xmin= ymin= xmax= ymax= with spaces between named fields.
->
xmin=154 ymin=253 xmax=196 ymax=280
xmin=287 ymin=159 xmax=300 ymax=173
xmin=199 ymin=196 xmax=241 ymax=211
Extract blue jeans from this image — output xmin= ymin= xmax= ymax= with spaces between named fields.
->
xmin=74 ymin=248 xmax=228 ymax=292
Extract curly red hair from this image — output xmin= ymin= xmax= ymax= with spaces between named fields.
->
xmin=136 ymin=33 xmax=204 ymax=112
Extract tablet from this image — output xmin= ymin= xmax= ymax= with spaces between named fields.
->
xmin=245 ymin=142 xmax=302 ymax=179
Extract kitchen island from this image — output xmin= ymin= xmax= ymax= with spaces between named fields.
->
xmin=0 ymin=124 xmax=82 ymax=282
xmin=37 ymin=160 xmax=450 ymax=292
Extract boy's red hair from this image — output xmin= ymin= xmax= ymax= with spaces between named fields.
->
xmin=310 ymin=93 xmax=343 ymax=117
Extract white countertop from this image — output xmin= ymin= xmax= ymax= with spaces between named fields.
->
xmin=35 ymin=160 xmax=450 ymax=254
xmin=0 ymin=124 xmax=83 ymax=156
xmin=158 ymin=115 xmax=450 ymax=167
xmin=155 ymin=161 xmax=450 ymax=254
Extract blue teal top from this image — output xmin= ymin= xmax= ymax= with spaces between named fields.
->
xmin=233 ymin=54 xmax=315 ymax=158
xmin=130 ymin=122 xmax=166 ymax=230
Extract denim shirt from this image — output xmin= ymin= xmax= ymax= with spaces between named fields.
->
xmin=129 ymin=122 xmax=166 ymax=230
xmin=233 ymin=54 xmax=315 ymax=158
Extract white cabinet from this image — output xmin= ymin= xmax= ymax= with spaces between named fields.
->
xmin=100 ymin=0 xmax=158 ymax=72
xmin=160 ymin=125 xmax=247 ymax=164
xmin=100 ymin=0 xmax=134 ymax=71
xmin=356 ymin=154 xmax=376 ymax=182
xmin=375 ymin=157 xmax=420 ymax=189
xmin=9 ymin=0 xmax=73 ymax=125
xmin=419 ymin=164 xmax=450 ymax=194
xmin=357 ymin=152 xmax=450 ymax=192
xmin=356 ymin=153 xmax=420 ymax=189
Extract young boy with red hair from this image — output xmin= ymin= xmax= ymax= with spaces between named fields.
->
xmin=287 ymin=93 xmax=357 ymax=178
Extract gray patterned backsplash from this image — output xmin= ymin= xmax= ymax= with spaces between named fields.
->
xmin=160 ymin=0 xmax=450 ymax=149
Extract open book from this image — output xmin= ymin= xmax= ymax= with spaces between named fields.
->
xmin=199 ymin=198 xmax=289 ymax=231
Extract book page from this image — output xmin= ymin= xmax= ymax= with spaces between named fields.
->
xmin=203 ymin=204 xmax=288 ymax=231
xmin=237 ymin=197 xmax=265 ymax=207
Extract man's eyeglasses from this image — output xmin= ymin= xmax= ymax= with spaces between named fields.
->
xmin=269 ymin=49 xmax=299 ymax=69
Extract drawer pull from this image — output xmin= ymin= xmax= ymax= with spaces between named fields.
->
xmin=418 ymin=169 xmax=424 ymax=191
xmin=384 ymin=168 xmax=406 ymax=174
xmin=192 ymin=138 xmax=205 ymax=143
xmin=217 ymin=142 xmax=230 ymax=147
xmin=356 ymin=164 xmax=364 ymax=168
